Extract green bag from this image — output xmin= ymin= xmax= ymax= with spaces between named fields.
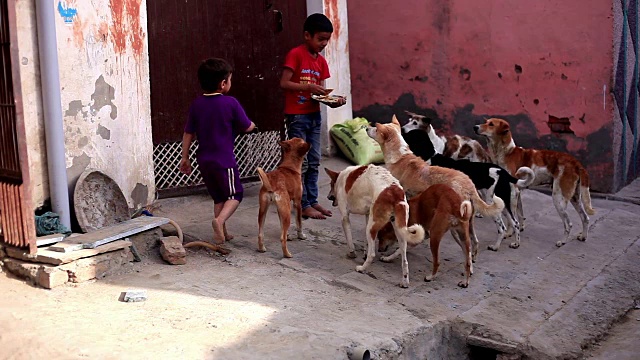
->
xmin=330 ymin=117 xmax=384 ymax=165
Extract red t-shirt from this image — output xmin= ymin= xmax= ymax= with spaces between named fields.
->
xmin=283 ymin=45 xmax=330 ymax=115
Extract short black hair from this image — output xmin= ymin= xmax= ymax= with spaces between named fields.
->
xmin=304 ymin=13 xmax=333 ymax=35
xmin=198 ymin=58 xmax=233 ymax=93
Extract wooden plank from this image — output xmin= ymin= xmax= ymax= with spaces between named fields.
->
xmin=36 ymin=233 xmax=65 ymax=247
xmin=49 ymin=217 xmax=169 ymax=252
xmin=5 ymin=240 xmax=132 ymax=265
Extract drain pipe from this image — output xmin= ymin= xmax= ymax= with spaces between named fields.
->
xmin=35 ymin=1 xmax=71 ymax=228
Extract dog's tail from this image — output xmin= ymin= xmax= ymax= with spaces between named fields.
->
xmin=460 ymin=200 xmax=473 ymax=222
xmin=183 ymin=241 xmax=230 ymax=255
xmin=513 ymin=166 xmax=535 ymax=188
xmin=470 ymin=190 xmax=505 ymax=218
xmin=393 ymin=201 xmax=425 ymax=246
xmin=256 ymin=167 xmax=273 ymax=193
xmin=579 ymin=167 xmax=596 ymax=216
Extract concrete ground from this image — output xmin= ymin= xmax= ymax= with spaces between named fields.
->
xmin=1 ymin=156 xmax=640 ymax=360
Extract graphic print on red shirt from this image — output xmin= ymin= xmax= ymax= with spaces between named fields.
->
xmin=283 ymin=45 xmax=330 ymax=115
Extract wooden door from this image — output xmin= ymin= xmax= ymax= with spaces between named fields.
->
xmin=148 ymin=0 xmax=307 ymax=143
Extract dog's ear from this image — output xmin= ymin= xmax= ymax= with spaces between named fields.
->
xmin=298 ymin=142 xmax=311 ymax=156
xmin=405 ymin=110 xmax=425 ymax=119
xmin=391 ymin=115 xmax=401 ymax=126
xmin=498 ymin=123 xmax=510 ymax=135
xmin=324 ymin=168 xmax=339 ymax=182
xmin=375 ymin=123 xmax=388 ymax=141
xmin=279 ymin=140 xmax=291 ymax=151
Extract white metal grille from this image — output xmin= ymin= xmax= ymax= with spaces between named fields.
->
xmin=154 ymin=130 xmax=284 ymax=190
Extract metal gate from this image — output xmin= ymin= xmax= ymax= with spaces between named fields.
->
xmin=148 ymin=0 xmax=307 ymax=194
xmin=0 ymin=0 xmax=36 ymax=253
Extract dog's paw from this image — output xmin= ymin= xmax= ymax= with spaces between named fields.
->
xmin=556 ymin=240 xmax=565 ymax=247
xmin=488 ymin=244 xmax=499 ymax=251
xmin=509 ymin=242 xmax=520 ymax=249
xmin=475 ymin=213 xmax=484 ymax=218
xmin=258 ymin=246 xmax=267 ymax=253
xmin=458 ymin=280 xmax=469 ymax=288
xmin=576 ymin=233 xmax=587 ymax=242
xmin=424 ymin=274 xmax=435 ymax=282
xmin=380 ymin=255 xmax=393 ymax=263
xmin=355 ymin=265 xmax=366 ymax=273
xmin=283 ymin=251 xmax=293 ymax=258
xmin=400 ymin=281 xmax=409 ymax=288
xmin=346 ymin=251 xmax=357 ymax=259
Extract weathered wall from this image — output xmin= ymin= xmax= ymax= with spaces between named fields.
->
xmin=347 ymin=0 xmax=616 ymax=192
xmin=17 ymin=0 xmax=154 ymax=210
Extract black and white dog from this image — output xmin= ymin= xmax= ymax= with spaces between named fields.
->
xmin=400 ymin=119 xmax=534 ymax=251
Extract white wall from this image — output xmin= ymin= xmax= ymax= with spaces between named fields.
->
xmin=17 ymin=0 xmax=154 ymax=210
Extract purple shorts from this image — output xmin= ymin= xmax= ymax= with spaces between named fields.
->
xmin=199 ymin=164 xmax=243 ymax=204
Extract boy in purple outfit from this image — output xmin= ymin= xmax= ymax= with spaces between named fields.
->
xmin=180 ymin=58 xmax=255 ymax=244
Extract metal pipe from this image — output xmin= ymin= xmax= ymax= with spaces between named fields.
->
xmin=35 ymin=0 xmax=71 ymax=228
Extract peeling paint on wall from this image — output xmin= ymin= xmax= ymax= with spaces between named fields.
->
xmin=96 ymin=124 xmax=111 ymax=140
xmin=324 ymin=0 xmax=341 ymax=37
xmin=65 ymin=99 xmax=89 ymax=118
xmin=109 ymin=0 xmax=127 ymax=54
xmin=91 ymin=75 xmax=117 ymax=119
xmin=130 ymin=182 xmax=149 ymax=208
xmin=125 ymin=0 xmax=145 ymax=60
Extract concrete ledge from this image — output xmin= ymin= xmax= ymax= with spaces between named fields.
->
xmin=3 ymin=247 xmax=132 ymax=289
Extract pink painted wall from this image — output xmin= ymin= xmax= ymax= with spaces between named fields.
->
xmin=347 ymin=0 xmax=615 ymax=192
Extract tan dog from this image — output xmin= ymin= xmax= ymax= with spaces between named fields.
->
xmin=256 ymin=138 xmax=310 ymax=258
xmin=474 ymin=118 xmax=595 ymax=247
xmin=378 ymin=184 xmax=474 ymax=288
xmin=367 ymin=116 xmax=504 ymax=259
xmin=325 ymin=165 xmax=425 ymax=288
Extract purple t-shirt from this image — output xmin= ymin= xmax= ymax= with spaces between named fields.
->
xmin=184 ymin=95 xmax=252 ymax=168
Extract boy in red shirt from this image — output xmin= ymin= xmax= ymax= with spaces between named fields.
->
xmin=280 ymin=13 xmax=345 ymax=220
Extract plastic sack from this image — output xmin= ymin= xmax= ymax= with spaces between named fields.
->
xmin=330 ymin=117 xmax=384 ymax=165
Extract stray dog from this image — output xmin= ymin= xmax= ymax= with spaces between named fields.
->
xmin=378 ymin=184 xmax=474 ymax=288
xmin=367 ymin=116 xmax=505 ymax=261
xmin=401 ymin=122 xmax=535 ymax=250
xmin=325 ymin=165 xmax=425 ymax=288
xmin=474 ymin=118 xmax=595 ymax=247
xmin=256 ymin=138 xmax=310 ymax=258
xmin=403 ymin=111 xmax=491 ymax=162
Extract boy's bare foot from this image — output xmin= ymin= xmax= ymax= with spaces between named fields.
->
xmin=312 ymin=204 xmax=332 ymax=217
xmin=211 ymin=218 xmax=225 ymax=244
xmin=223 ymin=224 xmax=234 ymax=241
xmin=302 ymin=207 xmax=326 ymax=220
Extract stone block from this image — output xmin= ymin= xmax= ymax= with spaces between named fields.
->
xmin=160 ymin=236 xmax=186 ymax=265
xmin=122 ymin=289 xmax=147 ymax=302
xmin=129 ymin=227 xmax=163 ymax=256
xmin=61 ymin=247 xmax=133 ymax=283
xmin=3 ymin=258 xmax=68 ymax=289
xmin=37 ymin=266 xmax=69 ymax=289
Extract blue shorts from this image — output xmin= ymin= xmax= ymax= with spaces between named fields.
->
xmin=199 ymin=164 xmax=243 ymax=204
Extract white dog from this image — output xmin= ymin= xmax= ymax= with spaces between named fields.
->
xmin=325 ymin=165 xmax=425 ymax=288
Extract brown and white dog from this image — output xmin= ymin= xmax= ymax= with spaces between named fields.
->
xmin=474 ymin=118 xmax=596 ymax=247
xmin=256 ymin=138 xmax=310 ymax=258
xmin=367 ymin=117 xmax=505 ymax=260
xmin=403 ymin=111 xmax=492 ymax=163
xmin=325 ymin=165 xmax=425 ymax=288
xmin=378 ymin=184 xmax=474 ymax=288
